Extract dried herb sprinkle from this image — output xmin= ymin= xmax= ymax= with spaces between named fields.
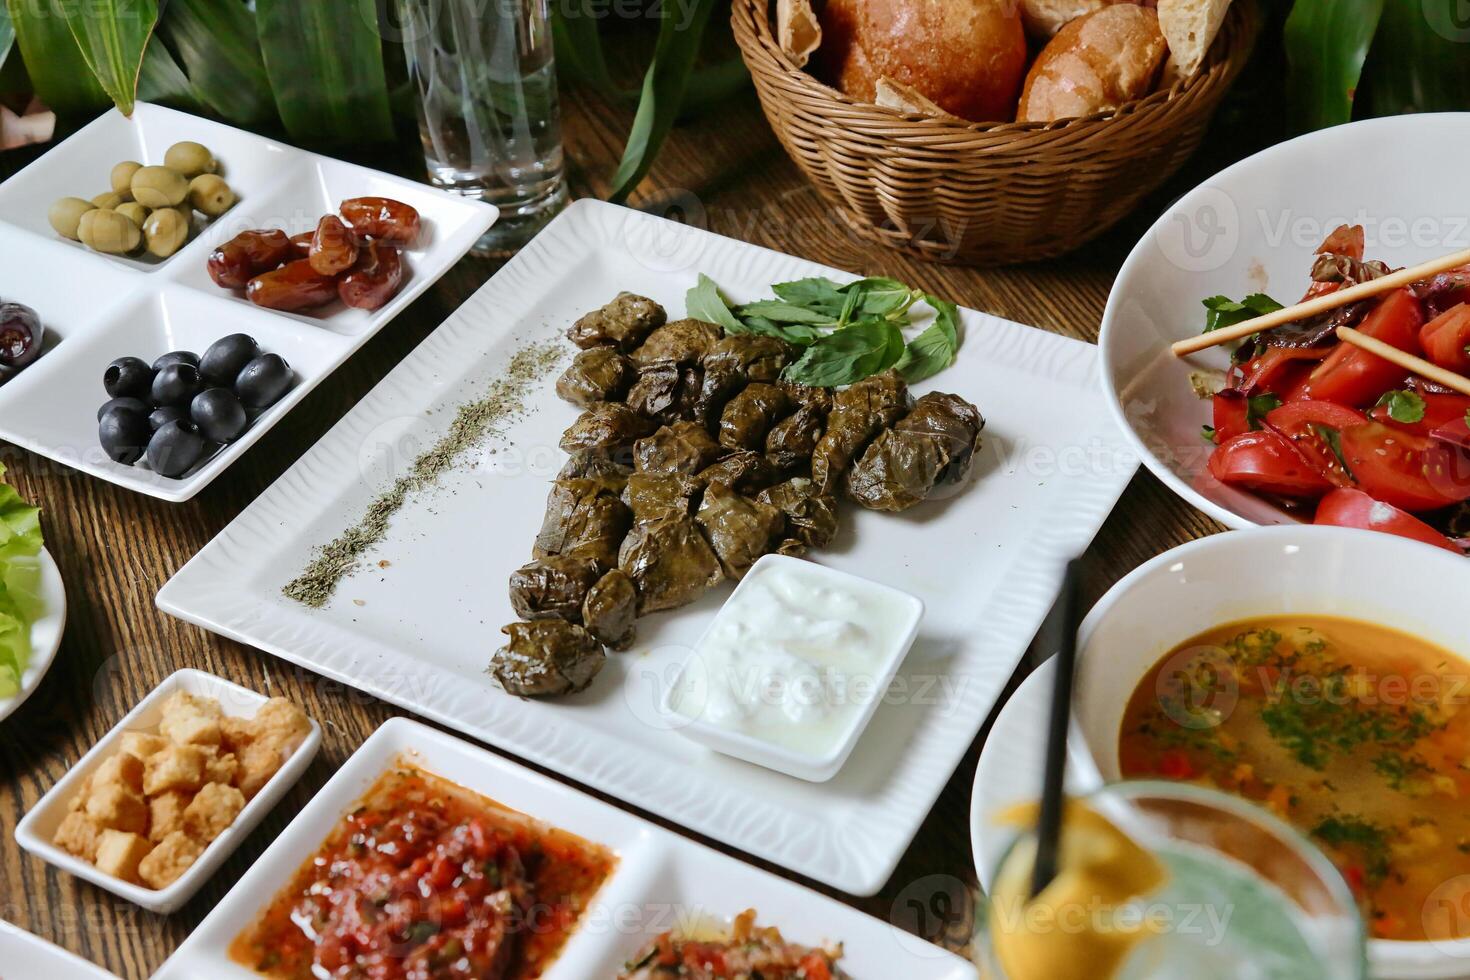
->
xmin=283 ymin=341 xmax=563 ymax=608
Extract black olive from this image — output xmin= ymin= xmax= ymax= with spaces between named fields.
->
xmin=149 ymin=405 xmax=186 ymax=431
xmin=151 ymin=362 xmax=203 ymax=407
xmin=99 ymin=406 xmax=151 ymax=465
xmin=152 ymin=350 xmax=199 ymax=373
xmin=104 ymin=356 xmax=154 ymax=400
xmin=190 ymin=387 xmax=247 ymax=443
xmin=0 ymin=302 xmax=43 ymax=370
xmin=147 ymin=419 xmax=208 ymax=478
xmin=97 ymin=396 xmax=148 ymax=422
xmin=234 ymin=353 xmax=293 ymax=410
xmin=199 ymin=333 xmax=262 ymax=385
xmin=0 ymin=366 xmax=13 ymax=387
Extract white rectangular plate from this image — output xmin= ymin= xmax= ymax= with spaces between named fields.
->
xmin=157 ymin=199 xmax=1135 ymax=893
xmin=154 ymin=717 xmax=978 ymax=979
xmin=0 ymin=919 xmax=119 ymax=979
xmin=0 ymin=102 xmax=496 ymax=501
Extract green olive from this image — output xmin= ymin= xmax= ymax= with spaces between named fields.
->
xmin=92 ymin=191 xmax=127 ymax=209
xmin=77 ymin=209 xmax=142 ymax=254
xmin=110 ymin=161 xmax=142 ymax=195
xmin=187 ymin=174 xmax=235 ymax=217
xmin=143 ymin=207 xmax=190 ymax=258
xmin=48 ymin=197 xmax=96 ymax=240
xmin=163 ymin=141 xmax=215 ymax=179
xmin=116 ymin=202 xmax=149 ymax=227
xmin=130 ymin=165 xmax=189 ymax=208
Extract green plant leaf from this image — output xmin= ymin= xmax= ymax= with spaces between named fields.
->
xmin=771 ymin=277 xmax=847 ymax=316
xmin=733 ymin=300 xmax=834 ymax=325
xmin=6 ymin=0 xmax=108 ymax=115
xmin=59 ymin=0 xmax=159 ymax=116
xmin=1284 ymin=0 xmax=1385 ymax=130
xmin=0 ymin=3 xmax=14 ymax=71
xmin=255 ymin=0 xmax=393 ymax=145
xmin=842 ymin=277 xmax=916 ymax=318
xmin=137 ymin=34 xmax=202 ymax=112
xmin=895 ymin=295 xmax=960 ymax=382
xmin=677 ymin=55 xmax=750 ymax=113
xmin=159 ymin=0 xmax=275 ymax=127
xmin=608 ymin=0 xmax=717 ymax=202
xmin=1358 ymin=0 xmax=1470 ymax=119
xmin=552 ymin=0 xmax=619 ymax=93
xmin=685 ymin=273 xmax=744 ymax=332
xmin=783 ymin=320 xmax=905 ymax=387
xmin=738 ymin=314 xmax=820 ymax=346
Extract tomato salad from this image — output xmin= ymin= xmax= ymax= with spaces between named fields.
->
xmin=1197 ymin=224 xmax=1470 ymax=552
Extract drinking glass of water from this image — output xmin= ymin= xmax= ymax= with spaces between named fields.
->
xmin=397 ymin=0 xmax=568 ymax=251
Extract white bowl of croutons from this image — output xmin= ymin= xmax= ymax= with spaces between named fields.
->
xmin=15 ymin=668 xmax=320 ymax=913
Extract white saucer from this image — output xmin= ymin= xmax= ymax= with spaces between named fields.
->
xmin=0 ymin=547 xmax=66 ymax=724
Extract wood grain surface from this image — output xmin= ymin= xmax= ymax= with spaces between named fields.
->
xmin=0 ymin=68 xmax=1237 ymax=977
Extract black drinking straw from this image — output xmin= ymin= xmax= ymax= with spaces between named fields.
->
xmin=1029 ymin=558 xmax=1083 ymax=899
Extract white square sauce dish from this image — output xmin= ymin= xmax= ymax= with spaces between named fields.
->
xmin=663 ymin=554 xmax=924 ymax=782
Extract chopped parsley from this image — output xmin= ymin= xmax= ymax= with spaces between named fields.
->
xmin=1202 ymin=293 xmax=1285 ymax=333
xmin=1375 ymin=390 xmax=1426 ymax=424
xmin=1312 ymin=816 xmax=1391 ymax=884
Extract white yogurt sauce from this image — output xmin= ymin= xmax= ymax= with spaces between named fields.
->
xmin=668 ymin=560 xmax=916 ymax=756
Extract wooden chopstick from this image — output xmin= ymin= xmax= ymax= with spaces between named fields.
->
xmin=1171 ymin=247 xmax=1470 ymax=358
xmin=1336 ymin=327 xmax=1470 ymax=398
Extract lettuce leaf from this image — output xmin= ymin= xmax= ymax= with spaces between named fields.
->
xmin=0 ymin=463 xmax=42 ymax=698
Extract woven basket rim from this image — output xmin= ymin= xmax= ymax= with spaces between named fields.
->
xmin=732 ymin=0 xmax=1258 ymax=138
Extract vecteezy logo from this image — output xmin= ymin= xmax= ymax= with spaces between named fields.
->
xmin=1154 ymin=644 xmax=1239 ymax=731
xmin=1424 ymin=0 xmax=1470 ymax=42
xmin=1156 ymin=187 xmax=1240 ymax=273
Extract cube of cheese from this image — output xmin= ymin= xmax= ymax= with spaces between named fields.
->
xmin=137 ymin=831 xmax=202 ymax=889
xmin=91 ymin=752 xmax=145 ymax=795
xmin=53 ymin=810 xmax=103 ymax=862
xmin=94 ymin=829 xmax=152 ymax=884
xmin=148 ymin=790 xmax=193 ymax=843
xmin=67 ymin=774 xmax=92 ymax=813
xmin=219 ymin=715 xmax=254 ymax=754
xmin=183 ymin=782 xmax=245 ymax=843
xmin=202 ymin=747 xmax=238 ymax=786
xmin=158 ymin=691 xmax=222 ymax=748
xmin=248 ymin=699 xmax=310 ymax=758
xmin=142 ymin=744 xmax=208 ymax=796
xmin=83 ymin=783 xmax=148 ymax=835
xmin=235 ymin=741 xmax=285 ymax=800
xmin=119 ymin=732 xmax=169 ymax=760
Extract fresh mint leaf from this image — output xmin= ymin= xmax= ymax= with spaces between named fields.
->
xmin=1202 ymin=293 xmax=1284 ymax=334
xmin=732 ymin=300 xmax=834 ymax=326
xmin=770 ymin=277 xmax=846 ymax=316
xmin=1246 ymin=394 xmax=1282 ymax=430
xmin=737 ymin=315 xmax=820 ymax=346
xmin=895 ymin=295 xmax=960 ymax=383
xmin=685 ymin=274 xmax=744 ymax=333
xmin=783 ymin=320 xmax=904 ymax=387
xmin=840 ymin=277 xmax=915 ymax=318
xmin=1375 ymin=389 xmax=1426 ymax=424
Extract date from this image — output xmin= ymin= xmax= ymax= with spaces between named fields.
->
xmin=308 ymin=215 xmax=359 ymax=276
xmin=208 ymin=229 xmax=291 ymax=289
xmin=338 ymin=242 xmax=404 ymax=311
xmin=340 ymin=197 xmax=420 ymax=248
xmin=288 ymin=231 xmax=313 ymax=258
xmin=246 ymin=259 xmax=338 ymax=312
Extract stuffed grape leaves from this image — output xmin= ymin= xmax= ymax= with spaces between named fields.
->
xmin=844 ymin=393 xmax=982 ymax=511
xmin=622 ymin=472 xmax=704 ymax=525
xmin=559 ymin=403 xmax=658 ymax=458
xmin=555 ymin=348 xmax=633 ymax=407
xmin=557 ymin=451 xmax=631 ymax=493
xmin=719 ymin=383 xmax=792 ymax=450
xmin=625 ymin=362 xmax=681 ymax=420
xmin=695 ymin=482 xmax=785 ymax=579
xmin=895 ymin=392 xmax=985 ymax=483
xmin=633 ymin=421 xmax=725 ymax=477
xmin=810 ymin=371 xmax=911 ymax=492
xmin=567 ymin=292 xmax=666 ymax=351
xmin=698 ymin=449 xmax=778 ymax=494
xmin=703 ymin=335 xmax=792 ymax=382
xmin=533 ymin=478 xmax=632 ymax=569
xmin=617 ymin=516 xmax=723 ymax=613
xmin=755 ymin=477 xmax=839 ymax=548
xmin=508 ymin=554 xmax=602 ymax=621
xmin=764 ymin=405 xmax=824 ymax=471
xmin=491 ymin=620 xmax=605 ymax=697
xmin=630 ymin=319 xmax=723 ymax=367
xmin=582 ymin=568 xmax=638 ymax=650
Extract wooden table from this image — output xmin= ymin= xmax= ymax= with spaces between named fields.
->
xmin=0 ymin=77 xmax=1235 ymax=977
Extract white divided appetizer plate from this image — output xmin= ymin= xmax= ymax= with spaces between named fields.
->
xmin=15 ymin=668 xmax=322 ymax=913
xmin=0 ymin=102 xmax=496 ymax=502
xmin=157 ymin=199 xmax=1135 ymax=894
xmin=154 ymin=717 xmax=979 ymax=980
xmin=0 ymin=547 xmax=67 ymax=724
xmin=0 ymin=918 xmax=119 ymax=979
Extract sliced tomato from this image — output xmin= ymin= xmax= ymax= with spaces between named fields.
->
xmin=1211 ymin=391 xmax=1250 ymax=443
xmin=1419 ymin=303 xmax=1470 ymax=374
xmin=1337 ymin=422 xmax=1470 ymax=510
xmin=1368 ymin=390 xmax=1470 ymax=436
xmin=1432 ymin=415 xmax=1470 ymax=452
xmin=1208 ymin=430 xmax=1334 ymax=499
xmin=1306 ymin=289 xmax=1424 ymax=406
xmin=1314 ymin=488 xmax=1463 ymax=553
xmin=1263 ymin=401 xmax=1365 ymax=487
xmin=1317 ymin=224 xmax=1365 ymax=260
xmin=1239 ymin=346 xmax=1328 ymax=395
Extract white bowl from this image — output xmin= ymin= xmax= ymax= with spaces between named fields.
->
xmin=1099 ymin=113 xmax=1470 ymax=530
xmin=1071 ymin=525 xmax=1470 ymax=979
xmin=15 ymin=668 xmax=321 ymax=913
xmin=0 ymin=547 xmax=67 ymax=724
xmin=662 ymin=554 xmax=924 ymax=782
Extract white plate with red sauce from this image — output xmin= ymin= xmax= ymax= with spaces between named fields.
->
xmin=154 ymin=717 xmax=978 ymax=980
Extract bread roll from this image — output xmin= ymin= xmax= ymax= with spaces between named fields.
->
xmin=1017 ymin=5 xmax=1168 ymax=122
xmin=1157 ymin=0 xmax=1231 ymax=84
xmin=777 ymin=0 xmax=822 ymax=65
xmin=1020 ymin=0 xmax=1139 ymax=39
xmin=815 ymin=0 xmax=1027 ymax=122
xmin=875 ymin=76 xmax=963 ymax=120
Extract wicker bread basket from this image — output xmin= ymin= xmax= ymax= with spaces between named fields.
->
xmin=732 ymin=0 xmax=1259 ymax=265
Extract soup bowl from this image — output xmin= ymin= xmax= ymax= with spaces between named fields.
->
xmin=1073 ymin=525 xmax=1470 ymax=979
